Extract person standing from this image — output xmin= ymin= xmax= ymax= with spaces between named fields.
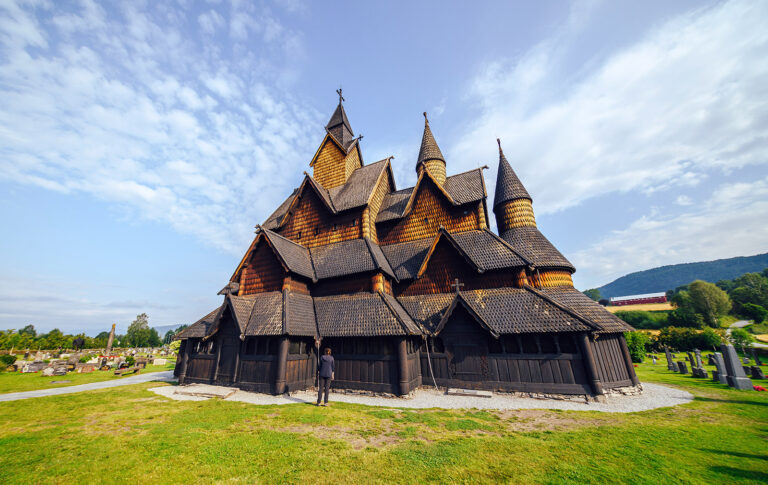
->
xmin=317 ymin=347 xmax=334 ymax=406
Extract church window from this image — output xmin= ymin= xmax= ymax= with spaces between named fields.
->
xmin=314 ymin=227 xmax=319 ymax=236
xmin=297 ymin=231 xmax=302 ymax=239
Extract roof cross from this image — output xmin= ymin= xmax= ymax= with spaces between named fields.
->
xmin=451 ymin=278 xmax=464 ymax=294
xmin=336 ymin=88 xmax=344 ymax=103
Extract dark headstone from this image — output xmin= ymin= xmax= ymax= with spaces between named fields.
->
xmin=670 ymin=361 xmax=679 ymax=372
xmin=712 ymin=370 xmax=719 ymax=382
xmin=712 ymin=353 xmax=728 ymax=385
xmin=750 ymin=366 xmax=765 ymax=380
xmin=743 ymin=357 xmax=750 ymax=365
xmin=751 ymin=349 xmax=763 ymax=366
xmin=743 ymin=366 xmax=751 ymax=375
xmin=692 ymin=367 xmax=708 ymax=378
xmin=694 ymin=350 xmax=704 ymax=369
xmin=708 ymin=354 xmax=716 ymax=366
xmin=665 ymin=347 xmax=677 ymax=371
xmin=721 ymin=344 xmax=753 ymax=390
xmin=677 ymin=361 xmax=689 ymax=374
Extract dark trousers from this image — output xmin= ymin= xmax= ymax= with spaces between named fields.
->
xmin=317 ymin=376 xmax=331 ymax=404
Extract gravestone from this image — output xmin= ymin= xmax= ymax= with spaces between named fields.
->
xmin=652 ymin=356 xmax=657 ymax=365
xmin=751 ymin=349 xmax=763 ymax=366
xmin=721 ymin=344 xmax=753 ymax=390
xmin=750 ymin=366 xmax=765 ymax=380
xmin=677 ymin=361 xmax=689 ymax=374
xmin=669 ymin=361 xmax=679 ymax=372
xmin=694 ymin=350 xmax=704 ymax=369
xmin=665 ymin=347 xmax=677 ymax=371
xmin=743 ymin=357 xmax=750 ymax=365
xmin=692 ymin=367 xmax=708 ymax=378
xmin=687 ymin=352 xmax=696 ymax=370
xmin=153 ymin=358 xmax=167 ymax=366
xmin=712 ymin=353 xmax=728 ymax=385
xmin=707 ymin=354 xmax=716 ymax=366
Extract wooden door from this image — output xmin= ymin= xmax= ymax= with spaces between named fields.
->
xmin=216 ymin=333 xmax=239 ymax=384
xmin=449 ymin=338 xmax=487 ymax=382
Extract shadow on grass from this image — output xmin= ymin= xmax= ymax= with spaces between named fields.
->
xmin=701 ymin=449 xmax=768 ymax=461
xmin=709 ymin=466 xmax=768 ymax=481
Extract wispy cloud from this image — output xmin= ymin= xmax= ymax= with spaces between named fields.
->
xmin=0 ymin=0 xmax=319 ymax=255
xmin=453 ymin=0 xmax=768 ymax=215
xmin=571 ymin=177 xmax=768 ymax=287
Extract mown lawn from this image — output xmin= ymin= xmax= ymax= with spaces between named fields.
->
xmin=0 ymin=362 xmax=766 ymax=484
xmin=0 ymin=363 xmax=175 ymax=394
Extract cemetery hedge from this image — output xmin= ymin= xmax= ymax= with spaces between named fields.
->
xmin=0 ymin=358 xmax=766 ymax=483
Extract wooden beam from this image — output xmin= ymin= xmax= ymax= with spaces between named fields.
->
xmin=275 ymin=337 xmax=290 ymax=394
xmin=397 ymin=337 xmax=409 ymax=396
xmin=618 ymin=334 xmax=640 ymax=386
xmin=579 ymin=333 xmax=604 ymax=395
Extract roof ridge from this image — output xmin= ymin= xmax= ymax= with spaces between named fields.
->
xmin=522 ymin=285 xmax=600 ymax=331
xmin=377 ymin=291 xmax=415 ymax=335
xmin=434 ymin=292 xmax=499 ymax=338
xmin=362 ymin=237 xmax=398 ymax=282
xmin=481 ymin=227 xmax=533 ymax=267
xmin=416 ymin=228 xmax=483 ymax=278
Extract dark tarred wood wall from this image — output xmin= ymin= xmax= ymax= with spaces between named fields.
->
xmin=590 ymin=334 xmax=632 ymax=387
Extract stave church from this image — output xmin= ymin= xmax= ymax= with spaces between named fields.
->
xmin=174 ymin=92 xmax=639 ymax=397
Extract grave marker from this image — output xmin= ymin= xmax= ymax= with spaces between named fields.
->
xmin=721 ymin=344 xmax=753 ymax=390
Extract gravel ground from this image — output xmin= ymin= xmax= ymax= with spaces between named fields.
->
xmin=149 ymin=382 xmax=692 ymax=413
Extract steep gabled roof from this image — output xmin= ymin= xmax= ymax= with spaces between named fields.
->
xmin=174 ymin=307 xmax=221 ymax=340
xmin=535 ymin=287 xmax=634 ymax=333
xmin=205 ymin=291 xmax=317 ymax=338
xmin=415 ymin=228 xmax=528 ymax=278
xmin=380 ymin=236 xmax=433 ymax=280
xmin=230 ymin=227 xmax=316 ymax=283
xmin=376 ymin=168 xmax=486 ymax=223
xmin=493 ymin=139 xmax=531 ymax=210
xmin=314 ymin=292 xmax=421 ymax=336
xmin=328 ymin=158 xmax=394 ymax=211
xmin=419 ymin=288 xmax=592 ymax=336
xmin=310 ymin=237 xmax=396 ymax=280
xmin=500 ymin=226 xmax=574 ymax=271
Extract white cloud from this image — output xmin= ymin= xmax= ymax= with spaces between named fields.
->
xmin=198 ymin=10 xmax=225 ymax=35
xmin=453 ymin=0 xmax=768 ymax=216
xmin=675 ymin=195 xmax=692 ymax=206
xmin=571 ymin=177 xmax=768 ymax=288
xmin=0 ymin=1 xmax=318 ymax=255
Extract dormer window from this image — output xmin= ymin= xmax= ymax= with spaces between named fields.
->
xmin=297 ymin=231 xmax=302 ymax=239
xmin=314 ymin=227 xmax=319 ymax=236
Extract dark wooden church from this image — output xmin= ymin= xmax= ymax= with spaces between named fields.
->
xmin=175 ymin=93 xmax=638 ymax=397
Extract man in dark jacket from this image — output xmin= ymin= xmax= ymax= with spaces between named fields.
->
xmin=317 ymin=347 xmax=334 ymax=406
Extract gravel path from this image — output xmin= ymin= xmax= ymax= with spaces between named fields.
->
xmin=0 ymin=371 xmax=175 ymax=402
xmin=149 ymin=382 xmax=693 ymax=413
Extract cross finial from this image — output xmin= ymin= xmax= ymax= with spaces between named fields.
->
xmin=423 ymin=111 xmax=429 ymax=124
xmin=451 ymin=278 xmax=464 ymax=294
xmin=336 ymin=88 xmax=344 ymax=103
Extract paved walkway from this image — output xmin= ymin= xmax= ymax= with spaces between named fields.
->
xmin=728 ymin=320 xmax=768 ymax=349
xmin=0 ymin=371 xmax=175 ymax=402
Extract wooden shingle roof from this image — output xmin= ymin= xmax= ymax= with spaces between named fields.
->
xmin=310 ymin=238 xmax=396 ymax=280
xmin=537 ymin=287 xmax=634 ymax=333
xmin=314 ymin=292 xmax=421 ymax=336
xmin=174 ymin=307 xmax=220 ymax=340
xmin=493 ymin=139 xmax=531 ymax=209
xmin=380 ymin=236 xmax=433 ymax=280
xmin=500 ymin=226 xmax=575 ymax=271
xmin=417 ymin=114 xmax=445 ymax=166
xmin=325 ymin=100 xmax=355 ymax=149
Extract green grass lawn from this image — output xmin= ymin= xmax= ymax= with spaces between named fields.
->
xmin=0 ymin=363 xmax=175 ymax=394
xmin=0 ymin=361 xmax=766 ymax=484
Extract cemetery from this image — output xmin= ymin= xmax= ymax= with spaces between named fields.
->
xmin=1 ymin=339 xmax=766 ymax=482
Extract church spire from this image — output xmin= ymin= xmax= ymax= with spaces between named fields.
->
xmin=325 ymin=88 xmax=355 ymax=149
xmin=416 ymin=112 xmax=447 ymax=185
xmin=493 ymin=139 xmax=536 ymax=232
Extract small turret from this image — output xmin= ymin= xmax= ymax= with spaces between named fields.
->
xmin=326 ymin=89 xmax=355 ymax=148
xmin=493 ymin=139 xmax=536 ymax=233
xmin=416 ymin=112 xmax=446 ymax=185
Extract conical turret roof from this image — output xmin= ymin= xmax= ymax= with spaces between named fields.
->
xmin=493 ymin=139 xmax=531 ymax=209
xmin=417 ymin=112 xmax=445 ymax=167
xmin=326 ymin=92 xmax=355 ymax=149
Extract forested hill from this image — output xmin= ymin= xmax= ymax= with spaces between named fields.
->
xmin=596 ymin=252 xmax=768 ymax=298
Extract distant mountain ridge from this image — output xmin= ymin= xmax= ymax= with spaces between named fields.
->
xmin=596 ymin=253 xmax=768 ymax=299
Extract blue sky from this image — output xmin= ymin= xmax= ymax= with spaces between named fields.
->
xmin=1 ymin=0 xmax=767 ymax=335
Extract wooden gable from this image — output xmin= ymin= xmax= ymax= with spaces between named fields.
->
xmin=362 ymin=161 xmax=395 ymax=242
xmin=278 ymin=182 xmax=362 ymax=248
xmin=310 ymin=134 xmax=348 ymax=189
xmin=239 ymin=240 xmax=286 ymax=296
xmin=398 ymin=237 xmax=518 ymax=296
xmin=378 ymin=173 xmax=481 ymax=245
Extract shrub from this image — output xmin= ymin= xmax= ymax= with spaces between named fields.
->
xmin=79 ymin=355 xmax=91 ymax=363
xmin=652 ymin=326 xmax=724 ymax=351
xmin=0 ymin=354 xmax=17 ymax=367
xmin=125 ymin=355 xmax=136 ymax=367
xmin=741 ymin=303 xmax=768 ymax=324
xmin=625 ymin=332 xmax=650 ymax=363
xmin=729 ymin=328 xmax=754 ymax=348
xmin=615 ymin=311 xmax=668 ymax=330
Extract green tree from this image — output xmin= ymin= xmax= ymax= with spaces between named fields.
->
xmin=624 ymin=332 xmax=649 ymax=363
xmin=583 ymin=289 xmax=601 ymax=301
xmin=687 ymin=280 xmax=731 ymax=327
xmin=729 ymin=328 xmax=754 ymax=348
xmin=741 ymin=303 xmax=768 ymax=324
xmin=125 ymin=313 xmax=151 ymax=348
xmin=148 ymin=328 xmax=162 ymax=347
xmin=18 ymin=325 xmax=36 ymax=337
